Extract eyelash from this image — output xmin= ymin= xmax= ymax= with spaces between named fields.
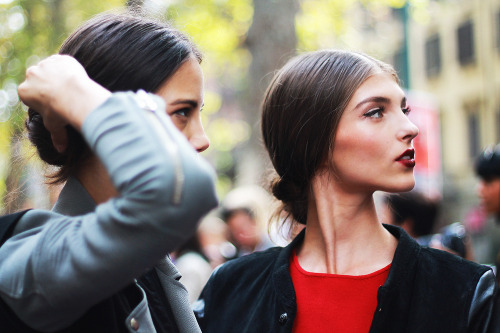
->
xmin=173 ymin=108 xmax=190 ymax=117
xmin=363 ymin=107 xmax=384 ymax=118
xmin=363 ymin=106 xmax=412 ymax=118
xmin=402 ymin=106 xmax=411 ymax=115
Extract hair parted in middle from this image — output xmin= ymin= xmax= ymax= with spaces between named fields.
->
xmin=261 ymin=49 xmax=398 ymax=226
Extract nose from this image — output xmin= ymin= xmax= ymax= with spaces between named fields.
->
xmin=187 ymin=118 xmax=210 ymax=153
xmin=398 ymin=113 xmax=419 ymax=142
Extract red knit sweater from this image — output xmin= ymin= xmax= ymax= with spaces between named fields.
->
xmin=290 ymin=251 xmax=390 ymax=333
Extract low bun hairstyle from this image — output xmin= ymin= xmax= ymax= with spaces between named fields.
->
xmin=25 ymin=12 xmax=201 ymax=183
xmin=261 ymin=50 xmax=398 ymax=225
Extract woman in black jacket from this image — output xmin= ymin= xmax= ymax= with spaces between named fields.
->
xmin=195 ymin=50 xmax=499 ymax=332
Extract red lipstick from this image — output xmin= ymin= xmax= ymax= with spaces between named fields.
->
xmin=396 ymin=149 xmax=415 ymax=168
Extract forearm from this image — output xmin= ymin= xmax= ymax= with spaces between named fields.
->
xmin=58 ymin=77 xmax=111 ymax=131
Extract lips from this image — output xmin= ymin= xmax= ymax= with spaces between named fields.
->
xmin=396 ymin=148 xmax=415 ymax=168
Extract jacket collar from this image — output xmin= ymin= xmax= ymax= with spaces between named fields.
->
xmin=381 ymin=224 xmax=421 ymax=291
xmin=272 ymin=224 xmax=421 ymax=305
xmin=52 ymin=177 xmax=96 ymax=216
xmin=272 ymin=228 xmax=304 ymax=308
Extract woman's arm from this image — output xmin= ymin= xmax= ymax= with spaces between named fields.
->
xmin=0 ymin=56 xmax=218 ymax=331
xmin=17 ymin=55 xmax=111 ymax=152
xmin=467 ymin=270 xmax=499 ymax=333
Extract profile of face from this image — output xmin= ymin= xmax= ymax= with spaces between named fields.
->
xmin=332 ymin=72 xmax=418 ymax=193
xmin=478 ymin=178 xmax=500 ymax=214
xmin=262 ymin=50 xmax=417 ymax=224
xmin=155 ymin=56 xmax=209 ymax=153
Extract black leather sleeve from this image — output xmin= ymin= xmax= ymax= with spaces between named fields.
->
xmin=487 ymin=289 xmax=500 ymax=333
xmin=467 ymin=269 xmax=499 ymax=333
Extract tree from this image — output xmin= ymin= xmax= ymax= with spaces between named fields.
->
xmin=0 ymin=0 xmax=429 ymax=209
xmin=0 ymin=0 xmax=122 ymax=212
xmin=237 ymin=0 xmax=299 ymax=185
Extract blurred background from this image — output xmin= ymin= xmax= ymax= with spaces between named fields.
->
xmin=1 ymin=0 xmax=500 ymax=265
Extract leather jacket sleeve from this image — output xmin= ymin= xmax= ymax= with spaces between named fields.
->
xmin=467 ymin=269 xmax=499 ymax=333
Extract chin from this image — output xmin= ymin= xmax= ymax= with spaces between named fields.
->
xmin=382 ymin=180 xmax=415 ymax=193
xmin=400 ymin=183 xmax=416 ymax=192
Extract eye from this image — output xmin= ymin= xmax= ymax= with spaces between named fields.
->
xmin=172 ymin=108 xmax=190 ymax=118
xmin=363 ymin=107 xmax=384 ymax=119
xmin=402 ymin=106 xmax=412 ymax=116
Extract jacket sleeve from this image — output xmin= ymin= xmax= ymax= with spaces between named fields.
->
xmin=467 ymin=269 xmax=499 ymax=333
xmin=0 ymin=91 xmax=218 ymax=332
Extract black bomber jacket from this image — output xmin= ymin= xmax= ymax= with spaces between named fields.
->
xmin=195 ymin=225 xmax=500 ymax=333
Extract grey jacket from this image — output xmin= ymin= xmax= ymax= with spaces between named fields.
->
xmin=0 ymin=92 xmax=217 ymax=332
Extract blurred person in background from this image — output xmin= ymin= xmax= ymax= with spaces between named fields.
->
xmin=476 ymin=143 xmax=500 ymax=283
xmin=383 ymin=191 xmax=473 ymax=260
xmin=382 ymin=191 xmax=438 ymax=239
xmin=196 ymin=215 xmax=234 ymax=268
xmin=476 ymin=144 xmax=500 ymax=221
xmin=196 ymin=49 xmax=499 ymax=332
xmin=0 ymin=12 xmax=217 ymax=333
xmin=219 ymin=185 xmax=275 ymax=258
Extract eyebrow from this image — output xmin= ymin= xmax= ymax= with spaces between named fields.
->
xmin=354 ymin=96 xmax=407 ymax=109
xmin=170 ymin=99 xmax=199 ymax=108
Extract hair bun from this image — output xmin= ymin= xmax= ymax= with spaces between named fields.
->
xmin=25 ymin=109 xmax=67 ymax=166
xmin=271 ymin=177 xmax=296 ymax=203
xmin=271 ymin=176 xmax=308 ymax=224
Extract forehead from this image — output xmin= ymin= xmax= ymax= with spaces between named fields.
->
xmin=349 ymin=72 xmax=403 ymax=104
xmin=155 ymin=57 xmax=204 ymax=101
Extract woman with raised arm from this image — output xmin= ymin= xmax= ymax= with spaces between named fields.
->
xmin=196 ymin=50 xmax=499 ymax=332
xmin=0 ymin=12 xmax=217 ymax=333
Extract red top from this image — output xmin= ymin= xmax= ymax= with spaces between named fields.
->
xmin=290 ymin=251 xmax=391 ymax=333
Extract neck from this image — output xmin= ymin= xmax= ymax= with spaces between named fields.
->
xmin=76 ymin=155 xmax=118 ymax=204
xmin=297 ymin=172 xmax=397 ymax=275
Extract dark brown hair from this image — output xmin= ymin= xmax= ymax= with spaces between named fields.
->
xmin=384 ymin=192 xmax=439 ymax=237
xmin=25 ymin=11 xmax=201 ymax=183
xmin=261 ymin=49 xmax=397 ymax=225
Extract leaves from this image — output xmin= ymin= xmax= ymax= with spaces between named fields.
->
xmin=0 ymin=0 xmax=123 ymax=210
xmin=0 ymin=0 xmax=429 ymax=208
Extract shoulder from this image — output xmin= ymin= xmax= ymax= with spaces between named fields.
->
xmin=12 ymin=209 xmax=61 ymax=236
xmin=387 ymin=223 xmax=489 ymax=285
xmin=413 ymin=246 xmax=492 ymax=300
xmin=215 ymin=246 xmax=283 ymax=276
xmin=418 ymin=247 xmax=498 ymax=330
xmin=197 ymin=246 xmax=288 ymax=328
xmin=419 ymin=246 xmax=489 ymax=278
xmin=204 ymin=246 xmax=284 ymax=292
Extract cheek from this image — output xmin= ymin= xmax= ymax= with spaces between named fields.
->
xmin=170 ymin=116 xmax=187 ymax=133
xmin=333 ymin=129 xmax=387 ymax=168
xmin=481 ymin=185 xmax=499 ymax=206
xmin=492 ymin=184 xmax=500 ymax=201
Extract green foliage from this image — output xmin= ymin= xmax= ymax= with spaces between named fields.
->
xmin=165 ymin=0 xmax=252 ymax=83
xmin=0 ymin=0 xmax=124 ymax=208
xmin=297 ymin=0 xmax=428 ymax=52
xmin=0 ymin=0 xmax=430 ymax=204
xmin=164 ymin=0 xmax=254 ymax=196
